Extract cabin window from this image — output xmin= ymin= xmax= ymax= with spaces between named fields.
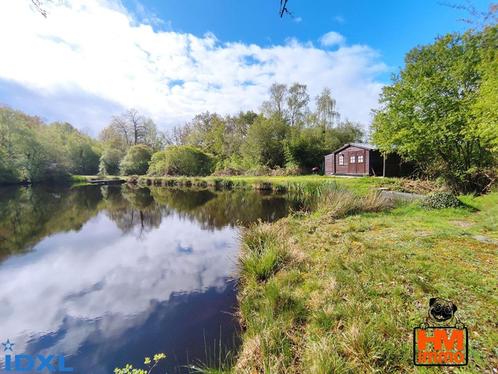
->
xmin=338 ymin=154 xmax=344 ymax=165
xmin=358 ymin=155 xmax=364 ymax=163
xmin=350 ymin=155 xmax=356 ymax=163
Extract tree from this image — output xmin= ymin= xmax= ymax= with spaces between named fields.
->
xmin=100 ymin=109 xmax=163 ymax=152
xmin=287 ymin=83 xmax=310 ymax=127
xmin=148 ymin=146 xmax=214 ymax=176
xmin=315 ymin=88 xmax=340 ymax=130
xmin=444 ymin=1 xmax=498 ymax=30
xmin=183 ymin=112 xmax=225 ymax=155
xmin=261 ymin=83 xmax=288 ymax=119
xmin=471 ymin=25 xmax=498 ymax=154
xmin=221 ymin=111 xmax=257 ymax=162
xmin=99 ymin=149 xmax=124 ymax=176
xmin=241 ymin=114 xmax=289 ymax=168
xmin=372 ymin=27 xmax=497 ymax=192
xmin=46 ymin=122 xmax=100 ymax=175
xmin=120 ymin=144 xmax=153 ymax=175
xmin=0 ymin=107 xmax=70 ymax=183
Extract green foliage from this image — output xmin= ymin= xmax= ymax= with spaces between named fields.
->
xmin=170 ymin=85 xmax=363 ymax=175
xmin=471 ymin=26 xmax=498 ymax=155
xmin=0 ymin=107 xmax=95 ymax=184
xmin=241 ymin=114 xmax=289 ymax=168
xmin=284 ymin=122 xmax=363 ymax=171
xmin=372 ymin=26 xmax=498 ymax=193
xmin=148 ymin=146 xmax=214 ymax=176
xmin=0 ymin=186 xmax=102 ymax=259
xmin=120 ymin=144 xmax=153 ymax=175
xmin=114 ymin=353 xmax=166 ymax=374
xmin=99 ymin=148 xmax=124 ymax=176
xmin=99 ymin=109 xmax=164 ymax=152
xmin=422 ymin=191 xmax=462 ymax=209
xmin=46 ymin=122 xmax=100 ymax=175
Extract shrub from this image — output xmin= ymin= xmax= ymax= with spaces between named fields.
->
xmin=423 ymin=192 xmax=462 ymax=209
xmin=212 ymin=167 xmax=244 ymax=176
xmin=99 ymin=148 xmax=124 ymax=176
xmin=120 ymin=145 xmax=153 ymax=175
xmin=244 ymin=165 xmax=272 ymax=176
xmin=147 ymin=146 xmax=214 ymax=176
xmin=318 ymin=189 xmax=393 ymax=218
xmin=240 ymin=224 xmax=287 ymax=282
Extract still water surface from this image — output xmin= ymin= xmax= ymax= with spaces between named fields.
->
xmin=0 ymin=185 xmax=294 ymax=373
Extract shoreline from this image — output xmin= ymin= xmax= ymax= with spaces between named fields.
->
xmin=232 ymin=190 xmax=498 ymax=373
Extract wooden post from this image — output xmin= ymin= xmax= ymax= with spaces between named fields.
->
xmin=382 ymin=153 xmax=386 ymax=177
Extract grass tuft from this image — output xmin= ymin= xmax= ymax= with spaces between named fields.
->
xmin=234 ymin=189 xmax=498 ymax=373
xmin=239 ymin=223 xmax=287 ymax=282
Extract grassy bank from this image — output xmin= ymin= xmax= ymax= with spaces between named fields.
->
xmin=234 ymin=190 xmax=498 ymax=373
xmin=134 ymin=175 xmax=443 ymax=196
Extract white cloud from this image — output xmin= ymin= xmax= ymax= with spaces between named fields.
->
xmin=0 ymin=212 xmax=238 ymax=357
xmin=319 ymin=31 xmax=346 ymax=47
xmin=0 ymin=0 xmax=386 ymax=134
xmin=333 ymin=15 xmax=346 ymax=24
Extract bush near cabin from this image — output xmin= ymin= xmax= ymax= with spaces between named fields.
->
xmin=147 ymin=145 xmax=214 ymax=177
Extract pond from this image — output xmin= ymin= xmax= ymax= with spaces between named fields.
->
xmin=0 ymin=185 xmax=296 ymax=373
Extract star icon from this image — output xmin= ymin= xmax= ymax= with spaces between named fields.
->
xmin=2 ymin=339 xmax=14 ymax=352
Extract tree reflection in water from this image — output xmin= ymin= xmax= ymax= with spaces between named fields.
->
xmin=0 ymin=184 xmax=296 ymax=373
xmin=0 ymin=184 xmax=294 ymax=258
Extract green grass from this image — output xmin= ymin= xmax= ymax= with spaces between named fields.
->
xmin=70 ymin=174 xmax=128 ymax=187
xmin=234 ymin=191 xmax=498 ymax=373
xmin=136 ymin=175 xmax=407 ymax=196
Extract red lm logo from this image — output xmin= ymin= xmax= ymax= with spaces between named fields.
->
xmin=414 ymin=327 xmax=468 ymax=366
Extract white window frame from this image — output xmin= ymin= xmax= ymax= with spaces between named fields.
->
xmin=338 ymin=154 xmax=344 ymax=166
xmin=350 ymin=155 xmax=356 ymax=164
xmin=358 ymin=155 xmax=364 ymax=163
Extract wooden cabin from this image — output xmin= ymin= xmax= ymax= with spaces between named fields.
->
xmin=324 ymin=143 xmax=412 ymax=177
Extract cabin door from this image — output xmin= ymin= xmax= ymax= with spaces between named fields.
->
xmin=356 ymin=150 xmax=366 ymax=174
xmin=347 ymin=151 xmax=356 ymax=174
xmin=347 ymin=150 xmax=365 ymax=174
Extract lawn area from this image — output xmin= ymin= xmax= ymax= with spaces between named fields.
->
xmin=133 ymin=174 xmax=440 ymax=196
xmin=235 ymin=191 xmax=498 ymax=373
xmin=73 ymin=174 xmax=443 ymax=196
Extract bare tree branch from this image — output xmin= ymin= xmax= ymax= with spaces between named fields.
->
xmin=440 ymin=1 xmax=498 ymax=29
xmin=279 ymin=0 xmax=292 ymax=18
xmin=31 ymin=0 xmax=48 ymax=17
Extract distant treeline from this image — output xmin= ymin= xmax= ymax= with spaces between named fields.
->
xmin=1 ymin=25 xmax=496 ymax=192
xmin=0 ymin=109 xmax=101 ymax=183
xmin=0 ymin=82 xmax=364 ymax=185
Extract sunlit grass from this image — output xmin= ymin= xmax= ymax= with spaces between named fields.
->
xmin=234 ymin=191 xmax=498 ymax=373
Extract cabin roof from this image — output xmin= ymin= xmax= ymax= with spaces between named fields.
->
xmin=326 ymin=143 xmax=377 ymax=156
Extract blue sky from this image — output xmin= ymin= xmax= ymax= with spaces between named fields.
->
xmin=125 ymin=0 xmax=482 ymax=76
xmin=0 ymin=0 xmax=488 ymax=134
